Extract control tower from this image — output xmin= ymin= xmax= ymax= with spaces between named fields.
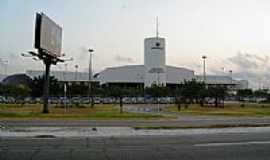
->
xmin=144 ymin=18 xmax=166 ymax=87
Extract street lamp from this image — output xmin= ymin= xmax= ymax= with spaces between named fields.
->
xmin=202 ymin=55 xmax=207 ymax=82
xmin=229 ymin=70 xmax=233 ymax=83
xmin=88 ymin=48 xmax=94 ymax=107
xmin=74 ymin=64 xmax=79 ymax=80
xmin=228 ymin=70 xmax=233 ymax=91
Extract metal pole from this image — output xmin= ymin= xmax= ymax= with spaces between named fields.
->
xmin=64 ymin=83 xmax=67 ymax=112
xmin=157 ymin=98 xmax=160 ymax=112
xmin=229 ymin=70 xmax=233 ymax=89
xmin=89 ymin=53 xmax=91 ymax=106
xmin=88 ymin=49 xmax=94 ymax=107
xmin=75 ymin=65 xmax=78 ymax=80
xmin=202 ymin=55 xmax=207 ymax=82
xmin=157 ymin=72 xmax=160 ymax=86
xmin=229 ymin=70 xmax=232 ymax=83
xmin=43 ymin=59 xmax=51 ymax=113
xmin=64 ymin=63 xmax=68 ymax=112
xmin=203 ymin=59 xmax=206 ymax=81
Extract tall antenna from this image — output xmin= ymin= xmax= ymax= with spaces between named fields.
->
xmin=156 ymin=16 xmax=159 ymax=38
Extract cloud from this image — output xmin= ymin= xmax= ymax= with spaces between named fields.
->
xmin=227 ymin=52 xmax=258 ymax=69
xmin=1 ymin=51 xmax=44 ymax=75
xmin=223 ymin=52 xmax=270 ymax=89
xmin=78 ymin=46 xmax=89 ymax=60
xmin=114 ymin=55 xmax=135 ymax=63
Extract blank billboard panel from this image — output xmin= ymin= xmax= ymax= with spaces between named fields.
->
xmin=35 ymin=13 xmax=62 ymax=57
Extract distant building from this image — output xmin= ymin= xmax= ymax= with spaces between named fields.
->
xmin=2 ymin=74 xmax=32 ymax=87
xmin=26 ymin=33 xmax=248 ymax=90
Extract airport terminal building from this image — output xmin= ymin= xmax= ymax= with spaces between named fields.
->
xmin=26 ymin=34 xmax=248 ymax=90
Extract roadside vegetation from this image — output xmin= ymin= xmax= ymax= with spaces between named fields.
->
xmin=0 ymin=104 xmax=167 ymax=120
xmin=1 ymin=76 xmax=270 ymax=118
xmin=164 ymin=103 xmax=270 ymax=117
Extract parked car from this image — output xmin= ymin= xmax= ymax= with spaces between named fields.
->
xmin=0 ymin=96 xmax=6 ymax=104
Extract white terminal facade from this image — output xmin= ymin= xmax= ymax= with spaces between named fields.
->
xmin=144 ymin=37 xmax=166 ymax=87
xmin=26 ymin=32 xmax=248 ymax=90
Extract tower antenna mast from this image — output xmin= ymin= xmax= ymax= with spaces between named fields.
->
xmin=156 ymin=16 xmax=159 ymax=38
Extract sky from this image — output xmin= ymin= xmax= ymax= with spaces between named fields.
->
xmin=1 ymin=0 xmax=270 ymax=88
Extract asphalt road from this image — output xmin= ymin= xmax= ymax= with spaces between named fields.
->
xmin=2 ymin=115 xmax=270 ymax=128
xmin=1 ymin=131 xmax=270 ymax=160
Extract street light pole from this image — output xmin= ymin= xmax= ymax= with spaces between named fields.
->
xmin=88 ymin=49 xmax=94 ymax=107
xmin=75 ymin=65 xmax=78 ymax=80
xmin=228 ymin=70 xmax=233 ymax=91
xmin=229 ymin=70 xmax=233 ymax=83
xmin=64 ymin=63 xmax=68 ymax=113
xmin=202 ymin=55 xmax=207 ymax=82
xmin=229 ymin=70 xmax=232 ymax=78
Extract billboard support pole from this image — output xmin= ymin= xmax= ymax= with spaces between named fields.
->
xmin=25 ymin=50 xmax=66 ymax=114
xmin=42 ymin=57 xmax=51 ymax=113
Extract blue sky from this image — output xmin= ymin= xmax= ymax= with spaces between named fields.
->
xmin=1 ymin=0 xmax=270 ymax=88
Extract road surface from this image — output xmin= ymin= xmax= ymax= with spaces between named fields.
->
xmin=1 ymin=129 xmax=270 ymax=160
xmin=2 ymin=115 xmax=270 ymax=127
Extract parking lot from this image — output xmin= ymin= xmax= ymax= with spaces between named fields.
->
xmin=0 ymin=96 xmax=175 ymax=105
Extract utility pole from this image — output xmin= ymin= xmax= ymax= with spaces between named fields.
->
xmin=88 ymin=49 xmax=94 ymax=107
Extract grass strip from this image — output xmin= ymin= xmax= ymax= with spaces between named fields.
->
xmin=0 ymin=111 xmax=166 ymax=120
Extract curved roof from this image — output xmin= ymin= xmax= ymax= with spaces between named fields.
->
xmin=98 ymin=65 xmax=145 ymax=84
xmin=195 ymin=75 xmax=234 ymax=84
xmin=2 ymin=74 xmax=32 ymax=86
xmin=98 ymin=65 xmax=195 ymax=84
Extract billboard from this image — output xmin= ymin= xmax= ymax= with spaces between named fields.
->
xmin=35 ymin=13 xmax=62 ymax=57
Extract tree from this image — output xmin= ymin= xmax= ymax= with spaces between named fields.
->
xmin=0 ymin=83 xmax=5 ymax=96
xmin=253 ymin=89 xmax=268 ymax=102
xmin=104 ymin=86 xmax=131 ymax=113
xmin=145 ymin=84 xmax=168 ymax=98
xmin=15 ymin=84 xmax=31 ymax=98
xmin=180 ymin=79 xmax=206 ymax=109
xmin=145 ymin=84 xmax=168 ymax=111
xmin=3 ymin=84 xmax=31 ymax=100
xmin=173 ymin=86 xmax=183 ymax=111
xmin=31 ymin=75 xmax=62 ymax=97
xmin=207 ymin=85 xmax=227 ymax=108
xmin=237 ymin=89 xmax=253 ymax=101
